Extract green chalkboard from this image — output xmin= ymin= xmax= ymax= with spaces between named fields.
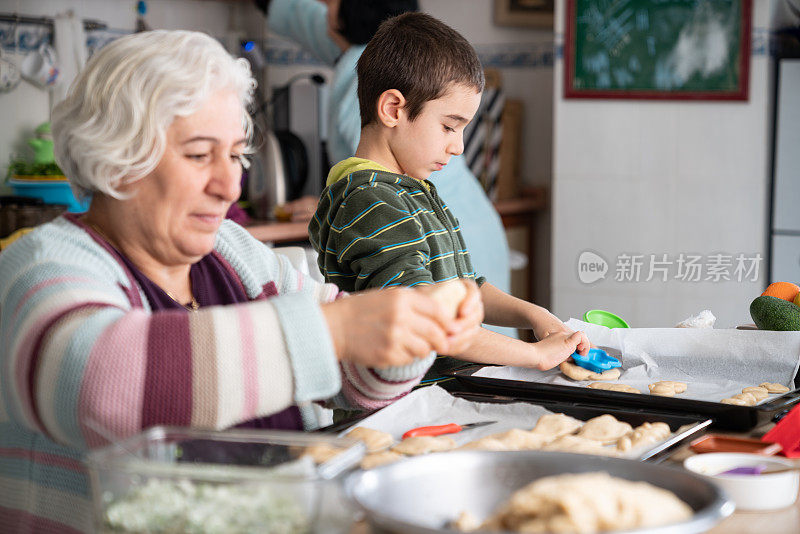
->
xmin=564 ymin=0 xmax=752 ymax=100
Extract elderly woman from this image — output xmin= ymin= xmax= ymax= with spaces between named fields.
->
xmin=0 ymin=30 xmax=481 ymax=533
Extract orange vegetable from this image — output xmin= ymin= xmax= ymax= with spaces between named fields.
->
xmin=761 ymin=282 xmax=800 ymax=302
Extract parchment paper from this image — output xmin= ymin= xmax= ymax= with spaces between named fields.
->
xmin=473 ymin=320 xmax=800 ymax=404
xmin=342 ymin=386 xmax=678 ymax=458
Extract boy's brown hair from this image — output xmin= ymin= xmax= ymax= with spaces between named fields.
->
xmin=356 ymin=12 xmax=485 ymax=127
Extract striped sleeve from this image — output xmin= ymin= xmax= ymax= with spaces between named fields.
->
xmin=0 ymin=257 xmax=339 ymax=449
xmin=327 ymin=185 xmax=436 ymax=290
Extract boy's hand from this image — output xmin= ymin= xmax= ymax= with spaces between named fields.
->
xmin=533 ymin=331 xmax=585 ymax=371
xmin=535 ymin=322 xmax=591 ymax=356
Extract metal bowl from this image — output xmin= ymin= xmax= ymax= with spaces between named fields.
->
xmin=345 ymin=451 xmax=734 ymax=534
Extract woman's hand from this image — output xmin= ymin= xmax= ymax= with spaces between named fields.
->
xmin=419 ymin=280 xmax=483 ymax=355
xmin=322 ymin=287 xmax=454 ymax=368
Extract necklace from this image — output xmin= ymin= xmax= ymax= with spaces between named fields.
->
xmin=167 ymin=291 xmax=200 ymax=312
xmin=85 ymin=218 xmax=199 ymax=312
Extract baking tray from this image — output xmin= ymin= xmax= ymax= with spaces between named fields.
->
xmin=449 ymin=391 xmax=711 ymax=463
xmin=447 ymin=364 xmax=800 ymax=432
xmin=320 ymin=391 xmax=711 ymax=463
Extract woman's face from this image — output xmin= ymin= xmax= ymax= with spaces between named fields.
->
xmin=119 ymin=89 xmax=247 ymax=266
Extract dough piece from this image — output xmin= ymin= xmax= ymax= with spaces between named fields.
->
xmin=359 ymin=451 xmax=403 ymax=470
xmin=648 ymin=381 xmax=687 ymax=397
xmin=742 ymin=386 xmax=768 ymax=401
xmin=721 ymin=397 xmax=750 ymax=406
xmin=560 ymin=360 xmax=621 ymax=381
xmin=576 ymin=414 xmax=633 ymax=444
xmin=730 ymin=392 xmax=757 ymax=405
xmin=470 ymin=472 xmax=692 ymax=533
xmin=487 ymin=428 xmax=553 ymax=450
xmin=457 ymin=437 xmax=510 ymax=451
xmin=301 ymin=443 xmax=343 ymax=464
xmin=617 ymin=422 xmax=671 ymax=452
xmin=450 ymin=511 xmax=481 ymax=532
xmin=542 ymin=435 xmax=619 ymax=456
xmin=428 ymin=279 xmax=467 ymax=319
xmin=530 ymin=413 xmax=582 ymax=438
xmin=345 ymin=426 xmax=394 ymax=452
xmin=648 ymin=383 xmax=676 ymax=397
xmin=760 ymin=382 xmax=791 ymax=394
xmin=391 ymin=435 xmax=456 ymax=455
xmin=587 ymin=382 xmax=641 ymax=394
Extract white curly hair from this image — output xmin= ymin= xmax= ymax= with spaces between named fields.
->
xmin=52 ymin=30 xmax=256 ymax=200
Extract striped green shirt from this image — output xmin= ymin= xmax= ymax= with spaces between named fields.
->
xmin=309 ymin=157 xmax=484 ymax=292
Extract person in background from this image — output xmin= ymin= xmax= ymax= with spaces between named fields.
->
xmin=309 ymin=13 xmax=589 ymax=379
xmin=0 ymin=30 xmax=482 ymax=533
xmin=255 ymin=0 xmax=514 ymax=335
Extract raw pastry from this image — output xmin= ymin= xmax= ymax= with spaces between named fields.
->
xmin=428 ymin=279 xmax=467 ymax=319
xmin=648 ymin=383 xmax=676 ymax=397
xmin=560 ymin=360 xmax=621 ymax=381
xmin=301 ymin=443 xmax=343 ymax=464
xmin=730 ymin=392 xmax=757 ymax=405
xmin=486 ymin=429 xmax=552 ymax=450
xmin=742 ymin=386 xmax=768 ymax=401
xmin=721 ymin=397 xmax=750 ymax=406
xmin=760 ymin=382 xmax=790 ymax=394
xmin=587 ymin=382 xmax=641 ymax=394
xmin=576 ymin=414 xmax=633 ymax=444
xmin=466 ymin=472 xmax=692 ymax=533
xmin=457 ymin=437 xmax=510 ymax=451
xmin=530 ymin=413 xmax=582 ymax=438
xmin=345 ymin=426 xmax=394 ymax=452
xmin=617 ymin=422 xmax=671 ymax=452
xmin=542 ymin=435 xmax=619 ymax=456
xmin=360 ymin=451 xmax=403 ymax=470
xmin=391 ymin=435 xmax=456 ymax=455
xmin=648 ymin=381 xmax=687 ymax=397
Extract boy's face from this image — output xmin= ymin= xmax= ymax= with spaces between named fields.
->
xmin=391 ymin=83 xmax=482 ymax=181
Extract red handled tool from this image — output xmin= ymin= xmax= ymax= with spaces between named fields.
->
xmin=402 ymin=421 xmax=496 ymax=440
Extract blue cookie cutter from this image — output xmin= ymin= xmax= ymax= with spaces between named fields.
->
xmin=571 ymin=348 xmax=621 ymax=374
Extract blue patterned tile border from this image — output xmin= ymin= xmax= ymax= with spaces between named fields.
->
xmin=0 ymin=22 xmax=770 ymax=66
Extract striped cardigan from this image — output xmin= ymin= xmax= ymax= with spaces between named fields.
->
xmin=0 ymin=216 xmax=433 ymax=533
xmin=309 ymin=163 xmax=485 ymax=292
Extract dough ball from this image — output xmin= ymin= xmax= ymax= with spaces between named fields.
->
xmin=760 ymin=382 xmax=790 ymax=394
xmin=587 ymin=382 xmax=641 ymax=394
xmin=345 ymin=426 xmax=394 ymax=452
xmin=531 ymin=413 xmax=582 ymax=438
xmin=618 ymin=422 xmax=672 ymax=452
xmin=360 ymin=451 xmax=403 ymax=470
xmin=577 ymin=414 xmax=633 ymax=444
xmin=428 ymin=279 xmax=468 ymax=319
xmin=391 ymin=435 xmax=456 ymax=455
xmin=742 ymin=386 xmax=768 ymax=401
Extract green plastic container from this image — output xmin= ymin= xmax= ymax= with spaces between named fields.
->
xmin=583 ymin=309 xmax=630 ymax=329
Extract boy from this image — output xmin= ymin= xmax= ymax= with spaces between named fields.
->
xmin=309 ymin=12 xmax=590 ymax=373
